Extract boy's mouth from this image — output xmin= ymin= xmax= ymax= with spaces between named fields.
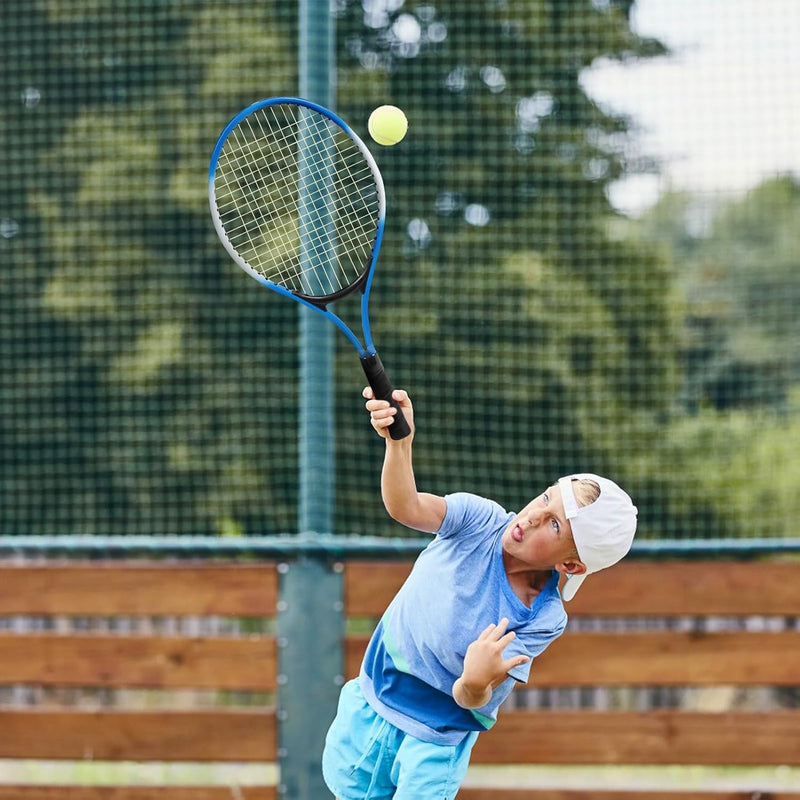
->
xmin=511 ymin=523 xmax=524 ymax=543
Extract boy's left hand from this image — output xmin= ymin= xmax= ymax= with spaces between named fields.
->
xmin=462 ymin=618 xmax=530 ymax=691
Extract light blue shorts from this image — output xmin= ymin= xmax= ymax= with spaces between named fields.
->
xmin=322 ymin=678 xmax=479 ymax=800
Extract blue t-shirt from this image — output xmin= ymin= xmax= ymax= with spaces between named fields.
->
xmin=360 ymin=492 xmax=568 ymax=745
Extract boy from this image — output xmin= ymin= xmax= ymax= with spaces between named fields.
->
xmin=322 ymin=387 xmax=638 ymax=799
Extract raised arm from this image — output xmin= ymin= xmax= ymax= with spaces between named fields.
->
xmin=363 ymin=387 xmax=446 ymax=533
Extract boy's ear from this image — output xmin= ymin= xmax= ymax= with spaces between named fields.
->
xmin=556 ymin=559 xmax=586 ymax=577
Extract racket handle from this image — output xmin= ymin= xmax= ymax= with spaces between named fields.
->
xmin=361 ymin=353 xmax=412 ymax=440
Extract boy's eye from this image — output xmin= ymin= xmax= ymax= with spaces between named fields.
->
xmin=552 ymin=518 xmax=560 ymax=532
xmin=543 ymin=492 xmax=549 ymax=503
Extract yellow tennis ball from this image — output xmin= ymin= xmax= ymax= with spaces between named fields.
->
xmin=368 ymin=105 xmax=408 ymax=146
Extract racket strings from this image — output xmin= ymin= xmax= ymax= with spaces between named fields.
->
xmin=282 ymin=111 xmax=377 ymax=291
xmin=217 ymin=124 xmax=370 ymax=293
xmin=217 ymin=117 xmax=305 ymax=261
xmin=213 ymin=104 xmax=380 ymax=298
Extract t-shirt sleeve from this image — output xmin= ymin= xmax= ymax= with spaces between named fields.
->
xmin=505 ymin=608 xmax=568 ymax=683
xmin=435 ymin=492 xmax=508 ymax=540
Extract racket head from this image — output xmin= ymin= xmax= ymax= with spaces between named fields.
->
xmin=209 ymin=97 xmax=386 ymax=306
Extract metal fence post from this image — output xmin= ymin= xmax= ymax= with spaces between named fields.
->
xmin=292 ymin=0 xmax=338 ymax=795
xmin=276 ymin=556 xmax=344 ymax=799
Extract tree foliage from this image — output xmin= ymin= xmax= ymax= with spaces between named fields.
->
xmin=332 ymin=0 xmax=677 ymax=523
xmin=628 ymin=175 xmax=800 ymax=537
xmin=3 ymin=1 xmax=689 ymax=537
xmin=639 ymin=175 xmax=800 ymax=413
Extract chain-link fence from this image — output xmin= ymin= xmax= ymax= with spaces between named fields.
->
xmin=2 ymin=0 xmax=799 ymax=540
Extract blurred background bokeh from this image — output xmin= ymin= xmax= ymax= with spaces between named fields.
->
xmin=2 ymin=0 xmax=798 ymax=541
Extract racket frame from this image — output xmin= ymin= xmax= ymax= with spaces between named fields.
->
xmin=209 ymin=96 xmax=411 ymax=440
xmin=208 ymin=96 xmax=386 ymax=359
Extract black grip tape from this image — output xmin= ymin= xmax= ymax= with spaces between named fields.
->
xmin=361 ymin=353 xmax=411 ymax=440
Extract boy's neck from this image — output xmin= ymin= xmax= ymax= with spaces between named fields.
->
xmin=502 ymin=557 xmax=554 ymax=606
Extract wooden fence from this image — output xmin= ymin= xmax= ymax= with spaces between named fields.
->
xmin=0 ymin=558 xmax=798 ymax=799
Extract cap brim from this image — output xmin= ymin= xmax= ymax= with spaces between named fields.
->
xmin=561 ymin=572 xmax=587 ymax=602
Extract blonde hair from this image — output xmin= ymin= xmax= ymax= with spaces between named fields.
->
xmin=572 ymin=478 xmax=600 ymax=509
xmin=565 ymin=479 xmax=600 ymax=560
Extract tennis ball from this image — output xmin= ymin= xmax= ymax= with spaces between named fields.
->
xmin=368 ymin=105 xmax=408 ymax=146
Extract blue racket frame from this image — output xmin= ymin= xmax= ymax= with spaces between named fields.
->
xmin=209 ymin=97 xmax=410 ymax=439
xmin=209 ymin=97 xmax=387 ymax=358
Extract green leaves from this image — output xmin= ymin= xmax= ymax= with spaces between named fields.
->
xmin=5 ymin=0 xmax=754 ymax=541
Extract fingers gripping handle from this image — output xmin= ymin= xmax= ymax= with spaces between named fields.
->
xmin=361 ymin=354 xmax=411 ymax=440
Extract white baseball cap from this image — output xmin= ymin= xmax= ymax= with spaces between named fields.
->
xmin=557 ymin=473 xmax=638 ymax=601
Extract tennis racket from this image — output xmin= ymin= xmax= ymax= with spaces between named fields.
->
xmin=208 ymin=96 xmax=411 ymax=440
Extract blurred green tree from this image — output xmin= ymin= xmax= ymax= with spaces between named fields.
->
xmin=331 ymin=0 xmax=679 ymax=529
xmin=8 ymin=3 xmax=299 ymax=535
xmin=625 ymin=175 xmax=800 ymax=538
xmin=5 ymin=0 xmax=687 ymax=537
xmin=1 ymin=0 xmax=114 ymax=533
xmin=638 ymin=175 xmax=800 ymax=413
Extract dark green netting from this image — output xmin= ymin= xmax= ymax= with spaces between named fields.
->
xmin=2 ymin=1 xmax=798 ymax=538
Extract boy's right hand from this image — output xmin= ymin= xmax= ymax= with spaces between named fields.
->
xmin=363 ymin=386 xmax=415 ymax=440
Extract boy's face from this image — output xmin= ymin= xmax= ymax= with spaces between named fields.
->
xmin=501 ymin=484 xmax=584 ymax=573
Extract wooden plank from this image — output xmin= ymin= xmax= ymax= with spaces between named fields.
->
xmin=0 ymin=563 xmax=277 ymax=616
xmin=0 ymin=710 xmax=276 ymax=761
xmin=0 ymin=634 xmax=276 ymax=690
xmin=0 ymin=789 xmax=276 ymax=800
xmin=471 ymin=710 xmax=800 ymax=765
xmin=345 ymin=561 xmax=411 ymax=615
xmin=566 ymin=561 xmax=800 ymax=617
xmin=532 ymin=630 xmax=800 ymax=685
xmin=345 ymin=560 xmax=800 ymax=616
xmin=459 ymin=792 xmax=800 ymax=800
xmin=345 ymin=630 xmax=800 ymax=685
xmin=529 ymin=631 xmax=800 ymax=685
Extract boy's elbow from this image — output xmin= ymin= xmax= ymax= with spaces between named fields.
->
xmin=385 ymin=500 xmax=423 ymax=528
xmin=453 ymin=692 xmax=480 ymax=710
